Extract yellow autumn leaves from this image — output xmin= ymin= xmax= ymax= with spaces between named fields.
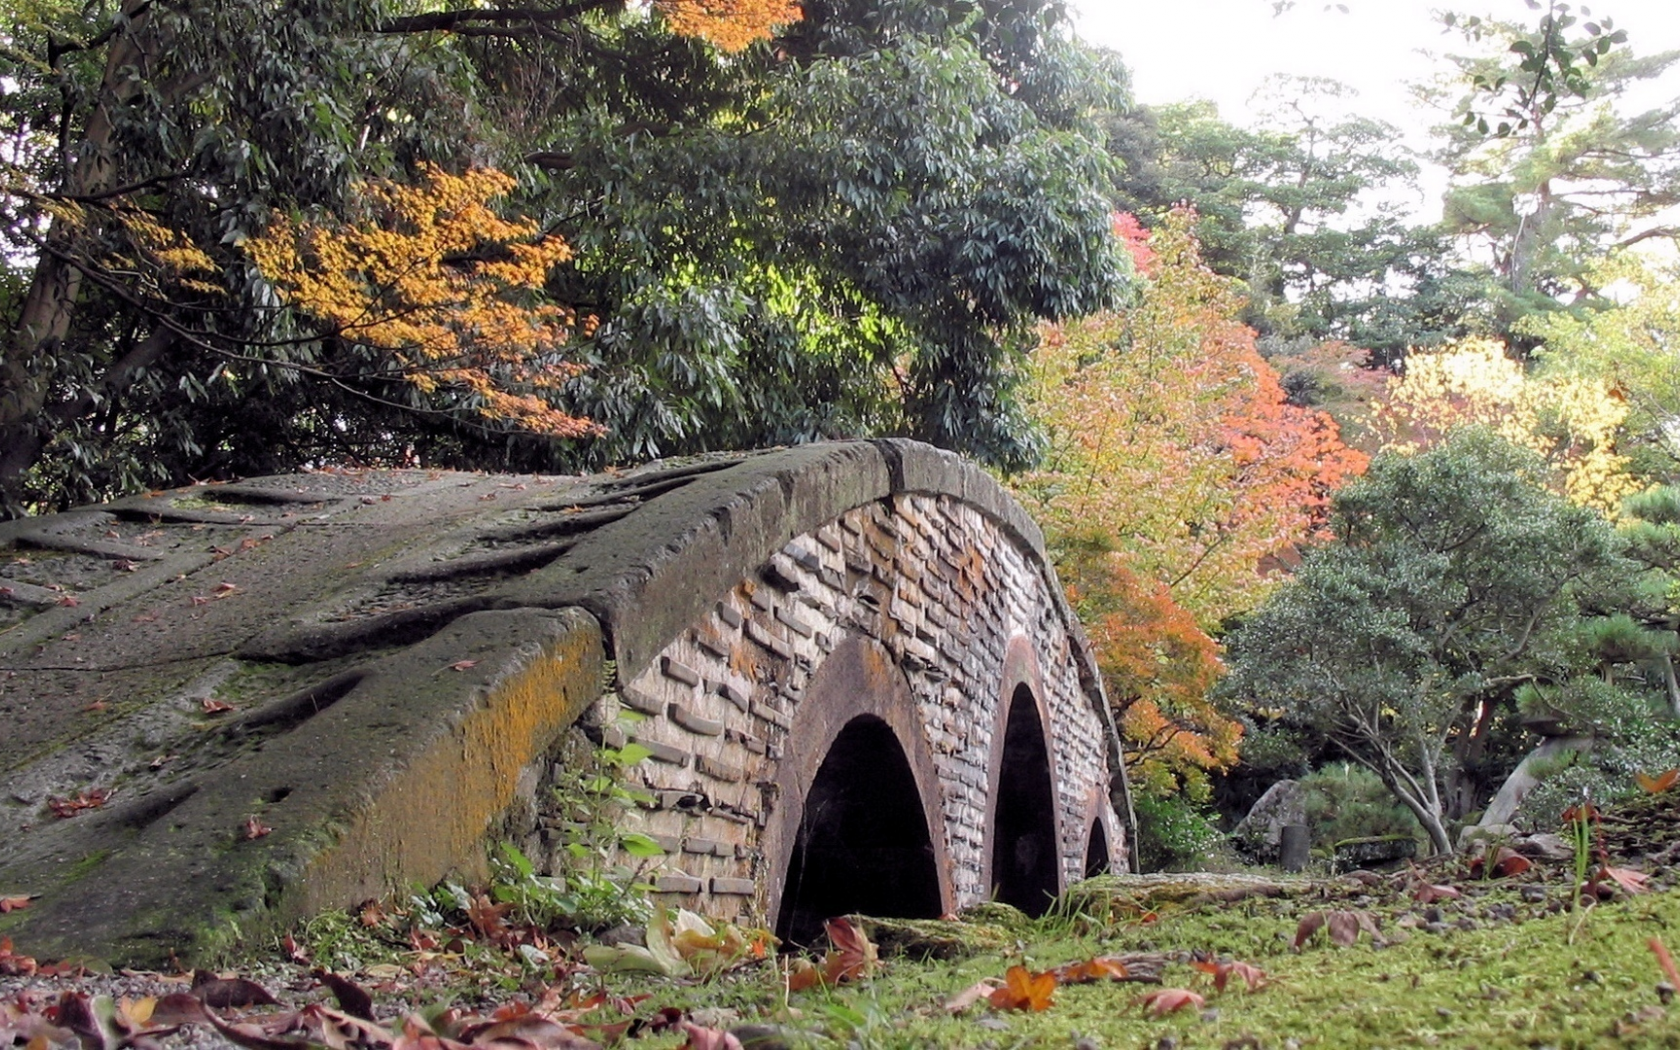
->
xmin=244 ymin=165 xmax=599 ymax=439
xmin=657 ymin=0 xmax=802 ymax=52
xmin=1373 ymin=337 xmax=1639 ymax=515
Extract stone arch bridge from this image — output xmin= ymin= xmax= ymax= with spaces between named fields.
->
xmin=0 ymin=440 xmax=1131 ymax=964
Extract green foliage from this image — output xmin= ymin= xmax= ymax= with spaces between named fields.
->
xmin=1222 ymin=430 xmax=1644 ymax=854
xmin=1 ymin=0 xmax=1130 ymax=515
xmin=1130 ymin=791 xmax=1222 ymax=873
xmin=1298 ymin=763 xmax=1423 ymax=852
xmin=534 ymin=739 xmax=663 ymax=932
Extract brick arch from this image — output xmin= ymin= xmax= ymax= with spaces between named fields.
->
xmin=0 ymin=438 xmax=1130 ymax=965
xmin=762 ymin=633 xmax=954 ymax=941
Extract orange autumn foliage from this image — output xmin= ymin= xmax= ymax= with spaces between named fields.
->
xmin=1020 ymin=208 xmax=1367 ymax=629
xmin=1017 ymin=210 xmax=1366 ymax=788
xmin=244 ymin=164 xmax=599 ymax=439
xmin=657 ymin=0 xmax=802 ymax=51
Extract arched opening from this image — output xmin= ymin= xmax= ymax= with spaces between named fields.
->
xmin=1085 ymin=818 xmax=1110 ymax=878
xmin=989 ymin=684 xmax=1060 ymax=916
xmin=776 ymin=715 xmax=943 ymax=947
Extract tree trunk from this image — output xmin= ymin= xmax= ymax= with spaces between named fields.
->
xmin=0 ymin=1 xmax=159 ymax=508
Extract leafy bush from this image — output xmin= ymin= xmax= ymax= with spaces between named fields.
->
xmin=1299 ymin=763 xmax=1422 ymax=851
xmin=1132 ymin=791 xmax=1221 ymax=872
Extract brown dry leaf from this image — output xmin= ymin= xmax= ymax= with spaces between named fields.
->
xmin=943 ymin=977 xmax=1004 ymax=1014
xmin=1469 ymin=845 xmax=1531 ymax=879
xmin=1411 ymin=882 xmax=1462 ymax=904
xmin=191 ymin=971 xmax=281 ymax=1009
xmin=243 ymin=816 xmax=273 ymax=840
xmin=0 ymin=895 xmax=34 ymax=913
xmin=450 ymin=660 xmax=479 ymax=672
xmin=987 ymin=965 xmax=1056 ymax=1012
xmin=1296 ymin=910 xmax=1384 ymax=949
xmin=1055 ymin=956 xmax=1129 ymax=984
xmin=1136 ymin=988 xmax=1204 ymax=1016
xmin=48 ymin=787 xmax=112 ymax=819
xmin=1599 ymin=865 xmax=1651 ymax=895
xmin=314 ymin=971 xmax=375 ymax=1021
xmin=201 ymin=698 xmax=236 ymax=715
xmin=1652 ymin=937 xmax=1680 ymax=988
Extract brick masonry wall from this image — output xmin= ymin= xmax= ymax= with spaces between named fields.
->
xmin=542 ymin=492 xmax=1119 ymax=923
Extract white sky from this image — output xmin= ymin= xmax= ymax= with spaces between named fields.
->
xmin=1072 ymin=0 xmax=1680 ymax=222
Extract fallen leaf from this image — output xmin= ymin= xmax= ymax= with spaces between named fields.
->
xmin=1412 ymin=882 xmax=1463 ymax=904
xmin=1598 ymin=865 xmax=1651 ymax=896
xmin=1296 ymin=909 xmax=1385 ymax=949
xmin=191 ymin=971 xmax=280 ymax=1009
xmin=0 ymin=894 xmax=36 ymax=913
xmin=450 ymin=659 xmax=479 ymax=672
xmin=201 ymin=698 xmax=236 ymax=715
xmin=988 ymin=965 xmax=1056 ymax=1012
xmin=1651 ymin=937 xmax=1680 ymax=989
xmin=678 ymin=1021 xmax=744 ymax=1050
xmin=312 ymin=971 xmax=374 ymax=1022
xmin=820 ymin=917 xmax=879 ymax=984
xmin=1192 ymin=957 xmax=1267 ymax=993
xmin=1136 ymin=988 xmax=1204 ymax=1016
xmin=243 ymin=816 xmax=272 ymax=840
xmin=0 ymin=936 xmax=37 ymax=976
xmin=1468 ymin=846 xmax=1531 ymax=879
xmin=56 ymin=595 xmax=80 ymax=607
xmin=943 ymin=977 xmax=1004 ymax=1013
xmin=1637 ymin=769 xmax=1680 ymax=794
xmin=1055 ymin=956 xmax=1130 ymax=983
xmin=48 ymin=787 xmax=112 ymax=819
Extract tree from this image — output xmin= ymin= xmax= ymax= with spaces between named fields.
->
xmin=1221 ymin=430 xmax=1642 ymax=853
xmin=1105 ymin=81 xmax=1476 ymax=361
xmin=1428 ymin=9 xmax=1680 ymax=340
xmin=1370 ymin=337 xmax=1640 ymax=514
xmin=1520 ymin=252 xmax=1680 ymax=476
xmin=0 ymin=0 xmax=1129 ymax=515
xmin=1017 ymin=209 xmax=1366 ymax=628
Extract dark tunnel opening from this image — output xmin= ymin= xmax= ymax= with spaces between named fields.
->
xmin=1085 ymin=817 xmax=1110 ymax=878
xmin=776 ymin=715 xmax=943 ymax=948
xmin=990 ymin=684 xmax=1060 ymax=916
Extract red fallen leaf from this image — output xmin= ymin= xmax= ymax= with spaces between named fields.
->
xmin=191 ymin=595 xmax=212 ymax=606
xmin=678 ymin=1021 xmax=744 ymax=1050
xmin=465 ymin=895 xmax=510 ymax=941
xmin=1637 ymin=769 xmax=1680 ymax=794
xmin=1192 ymin=957 xmax=1267 ymax=993
xmin=48 ymin=787 xmax=112 ymax=818
xmin=987 ymin=964 xmax=1057 ymax=1012
xmin=1055 ymin=956 xmax=1130 ymax=983
xmin=0 ymin=936 xmax=38 ymax=976
xmin=201 ymin=698 xmax=236 ymax=714
xmin=56 ymin=595 xmax=80 ymax=607
xmin=214 ymin=582 xmax=240 ymax=595
xmin=1468 ymin=845 xmax=1531 ymax=879
xmin=449 ymin=659 xmax=479 ymax=671
xmin=820 ymin=916 xmax=880 ymax=984
xmin=191 ymin=971 xmax=281 ymax=1009
xmin=783 ymin=957 xmax=823 ymax=993
xmin=82 ymin=700 xmax=107 ymax=712
xmin=0 ymin=894 xmax=36 ymax=913
xmin=1412 ymin=882 xmax=1463 ymax=904
xmin=1136 ymin=988 xmax=1204 ymax=1016
xmin=243 ymin=816 xmax=272 ymax=840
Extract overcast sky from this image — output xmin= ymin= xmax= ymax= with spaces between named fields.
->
xmin=1072 ymin=0 xmax=1680 ymax=221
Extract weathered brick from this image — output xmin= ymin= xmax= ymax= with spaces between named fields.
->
xmin=669 ymin=703 xmax=724 ymax=737
xmin=717 ymin=602 xmax=745 ymax=629
xmin=632 ymin=736 xmax=690 ymax=766
xmin=775 ymin=606 xmax=814 ymax=638
xmin=654 ymin=873 xmax=703 ymax=894
xmin=661 ymin=656 xmax=701 ymax=687
xmin=697 ymin=755 xmax=744 ymax=782
xmin=682 ymin=836 xmax=722 ymax=855
xmin=749 ymin=699 xmax=791 ymax=730
xmin=620 ymin=687 xmax=665 ymax=716
xmin=711 ymin=877 xmax=757 ymax=896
